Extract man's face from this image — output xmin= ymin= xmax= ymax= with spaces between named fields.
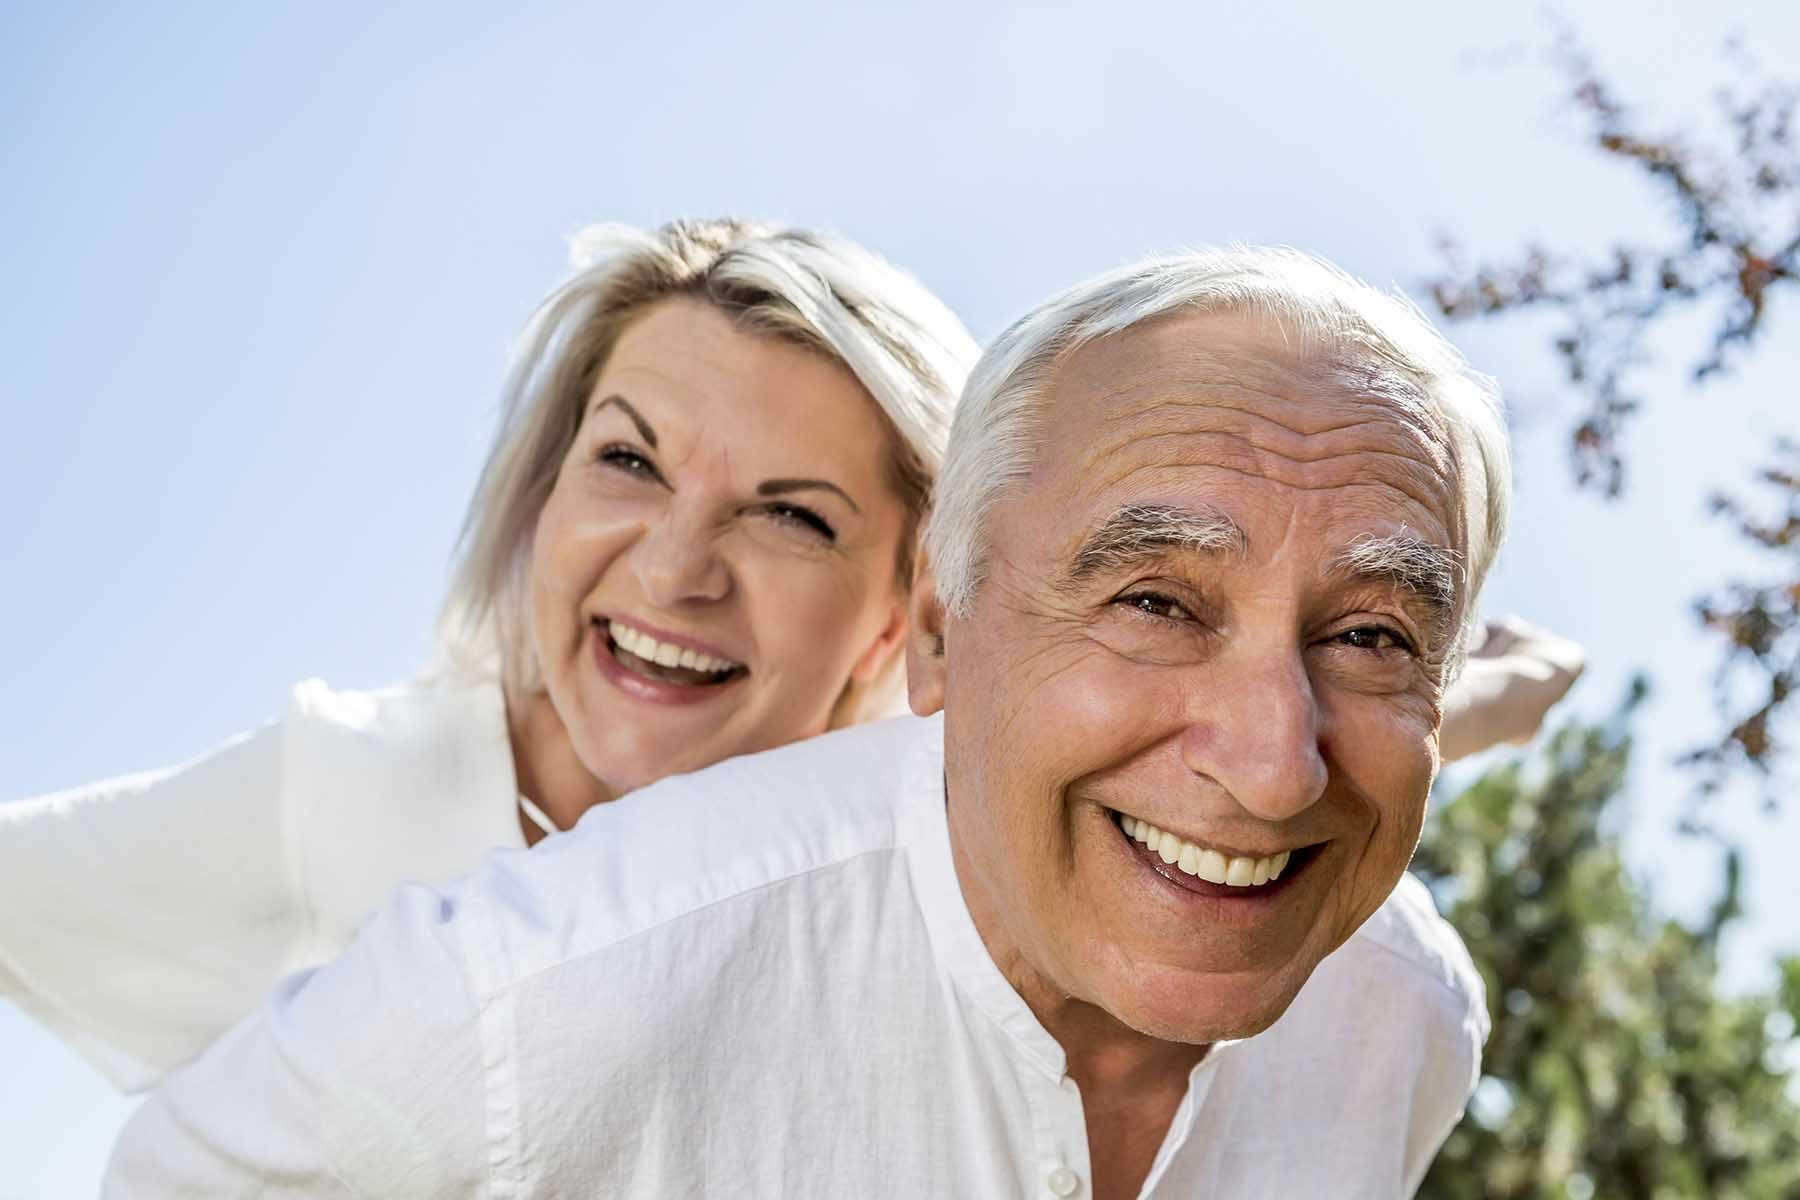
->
xmin=914 ymin=310 xmax=1464 ymax=1044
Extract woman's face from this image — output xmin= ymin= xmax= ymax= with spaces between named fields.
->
xmin=528 ymin=298 xmax=912 ymax=793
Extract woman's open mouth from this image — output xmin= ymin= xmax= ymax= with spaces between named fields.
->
xmin=594 ymin=617 xmax=748 ymax=697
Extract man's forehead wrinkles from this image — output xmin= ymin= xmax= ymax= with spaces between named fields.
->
xmin=1066 ymin=337 xmax=1441 ymax=419
xmin=1080 ymin=429 xmax=1457 ymax=526
xmin=1079 ymin=425 xmax=1258 ymax=488
xmin=1150 ymin=404 xmax=1411 ymax=444
xmin=1087 ymin=458 xmax=1454 ymax=546
xmin=1091 ymin=421 xmax=1451 ymax=479
xmin=1057 ymin=337 xmax=1291 ymax=386
xmin=1078 ymin=387 xmax=1451 ymax=469
xmin=1058 ymin=341 xmax=1454 ymax=440
xmin=1094 ymin=377 xmax=1343 ymax=434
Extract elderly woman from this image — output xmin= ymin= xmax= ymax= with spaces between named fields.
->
xmin=0 ymin=217 xmax=979 ymax=1092
xmin=0 ymin=218 xmax=1582 ymax=1098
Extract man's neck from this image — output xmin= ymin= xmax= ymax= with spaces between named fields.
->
xmin=948 ymin=827 xmax=1207 ymax=1200
xmin=1020 ymin=976 xmax=1209 ymax=1200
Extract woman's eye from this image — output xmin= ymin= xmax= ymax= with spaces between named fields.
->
xmin=1117 ymin=592 xmax=1192 ymax=622
xmin=1335 ymin=625 xmax=1416 ymax=655
xmin=596 ymin=444 xmax=661 ymax=480
xmin=765 ymin=503 xmax=836 ymax=542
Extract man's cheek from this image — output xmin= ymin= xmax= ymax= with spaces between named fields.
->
xmin=1360 ymin=804 xmax=1428 ymax=918
xmin=1030 ymin=649 xmax=1175 ymax=741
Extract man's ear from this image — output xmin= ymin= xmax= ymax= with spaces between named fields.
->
xmin=905 ymin=546 xmax=950 ymax=717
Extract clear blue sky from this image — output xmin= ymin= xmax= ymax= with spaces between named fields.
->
xmin=5 ymin=1 xmax=1797 ymax=1193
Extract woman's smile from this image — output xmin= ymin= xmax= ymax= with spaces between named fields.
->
xmin=590 ymin=615 xmax=749 ymax=706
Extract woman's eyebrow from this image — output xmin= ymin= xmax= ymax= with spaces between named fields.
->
xmin=591 ymin=394 xmax=658 ymax=448
xmin=758 ymin=478 xmax=861 ymax=514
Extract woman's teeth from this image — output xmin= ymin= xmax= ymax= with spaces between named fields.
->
xmin=1120 ymin=814 xmax=1292 ymax=888
xmin=608 ymin=620 xmax=743 ymax=677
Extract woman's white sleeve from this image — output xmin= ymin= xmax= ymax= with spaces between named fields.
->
xmin=102 ymin=880 xmax=489 ymax=1199
xmin=0 ymin=721 xmax=307 ymax=1092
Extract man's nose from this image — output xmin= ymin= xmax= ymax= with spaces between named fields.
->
xmin=630 ymin=502 xmax=732 ymax=607
xmin=1178 ymin=647 xmax=1328 ymax=822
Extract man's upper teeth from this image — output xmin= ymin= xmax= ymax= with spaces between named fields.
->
xmin=1121 ymin=815 xmax=1292 ymax=887
xmin=609 ymin=620 xmax=740 ymax=674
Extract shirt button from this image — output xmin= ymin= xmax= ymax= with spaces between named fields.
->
xmin=1046 ymin=1166 xmax=1080 ymax=1197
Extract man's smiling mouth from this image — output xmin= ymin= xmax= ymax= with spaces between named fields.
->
xmin=1109 ymin=809 xmax=1325 ymax=896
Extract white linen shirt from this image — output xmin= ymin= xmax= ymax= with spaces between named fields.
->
xmin=0 ymin=676 xmax=523 ymax=1091
xmin=106 ymin=713 xmax=1488 ymax=1198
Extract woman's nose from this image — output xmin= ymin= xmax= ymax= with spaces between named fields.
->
xmin=630 ymin=506 xmax=732 ymax=607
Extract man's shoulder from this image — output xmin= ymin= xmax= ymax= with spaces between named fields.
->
xmin=450 ymin=714 xmax=943 ymax=992
xmin=1330 ymin=873 xmax=1490 ymax=1036
xmin=1357 ymin=875 xmax=1485 ymax=999
xmin=1250 ymin=872 xmax=1488 ymax=1129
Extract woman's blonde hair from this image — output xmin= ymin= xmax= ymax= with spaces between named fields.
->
xmin=436 ymin=218 xmax=978 ymax=725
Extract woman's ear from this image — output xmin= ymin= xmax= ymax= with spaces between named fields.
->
xmin=905 ymin=549 xmax=949 ymax=717
xmin=848 ymin=599 xmax=908 ymax=685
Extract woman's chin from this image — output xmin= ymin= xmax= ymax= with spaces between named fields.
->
xmin=571 ymin=714 xmax=733 ymax=791
xmin=563 ymin=648 xmax=849 ymax=796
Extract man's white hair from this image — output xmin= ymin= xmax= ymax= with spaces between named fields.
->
xmin=923 ymin=246 xmax=1511 ymax=666
xmin=438 ymin=218 xmax=978 ymax=723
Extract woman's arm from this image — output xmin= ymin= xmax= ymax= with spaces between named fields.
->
xmin=0 ymin=721 xmax=307 ymax=1092
xmin=1440 ymin=616 xmax=1587 ymax=762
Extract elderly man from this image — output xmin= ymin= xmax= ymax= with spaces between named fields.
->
xmin=108 ymin=248 xmax=1508 ymax=1198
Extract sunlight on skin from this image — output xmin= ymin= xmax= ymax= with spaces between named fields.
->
xmin=908 ymin=311 xmax=1464 ymax=1199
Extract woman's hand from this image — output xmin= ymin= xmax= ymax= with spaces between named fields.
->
xmin=1440 ymin=616 xmax=1587 ymax=762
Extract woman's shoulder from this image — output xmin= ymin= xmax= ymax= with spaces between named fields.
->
xmin=279 ymin=671 xmax=526 ymax=957
xmin=279 ymin=672 xmax=510 ymax=785
xmin=285 ymin=671 xmax=505 ymax=739
xmin=277 ymin=670 xmax=518 ymax=832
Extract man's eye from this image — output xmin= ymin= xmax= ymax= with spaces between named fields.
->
xmin=597 ymin=444 xmax=661 ymax=480
xmin=1117 ymin=592 xmax=1192 ymax=621
xmin=1336 ymin=625 xmax=1415 ymax=654
xmin=765 ymin=503 xmax=836 ymax=542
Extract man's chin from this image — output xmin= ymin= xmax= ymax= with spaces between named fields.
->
xmin=1101 ymin=960 xmax=1316 ymax=1046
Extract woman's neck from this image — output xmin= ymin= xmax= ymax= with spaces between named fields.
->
xmin=506 ymin=690 xmax=619 ymax=845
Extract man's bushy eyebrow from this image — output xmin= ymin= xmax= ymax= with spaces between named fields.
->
xmin=1334 ymin=530 xmax=1462 ymax=630
xmin=1063 ymin=508 xmax=1460 ymax=640
xmin=1066 ymin=503 xmax=1248 ymax=583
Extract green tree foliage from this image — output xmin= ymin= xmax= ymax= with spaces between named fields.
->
xmin=1411 ymin=694 xmax=1800 ymax=1198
